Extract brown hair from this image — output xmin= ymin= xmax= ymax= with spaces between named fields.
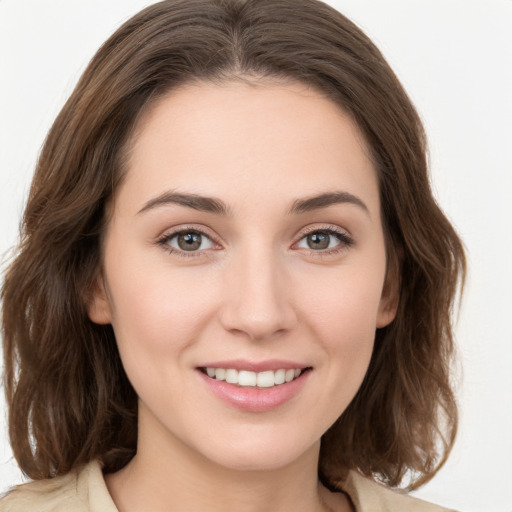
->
xmin=2 ymin=0 xmax=465 ymax=490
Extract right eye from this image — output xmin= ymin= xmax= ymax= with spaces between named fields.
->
xmin=159 ymin=229 xmax=216 ymax=253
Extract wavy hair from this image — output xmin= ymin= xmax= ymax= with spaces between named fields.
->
xmin=2 ymin=0 xmax=465 ymax=489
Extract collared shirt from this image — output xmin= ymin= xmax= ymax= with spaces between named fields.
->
xmin=0 ymin=460 xmax=458 ymax=512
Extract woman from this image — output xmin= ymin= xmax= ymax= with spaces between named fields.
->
xmin=1 ymin=0 xmax=465 ymax=510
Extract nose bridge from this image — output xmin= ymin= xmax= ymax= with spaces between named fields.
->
xmin=220 ymin=240 xmax=296 ymax=341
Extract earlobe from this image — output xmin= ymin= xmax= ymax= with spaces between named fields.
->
xmin=376 ymin=298 xmax=398 ymax=328
xmin=376 ymin=256 xmax=400 ymax=328
xmin=87 ymin=275 xmax=112 ymax=325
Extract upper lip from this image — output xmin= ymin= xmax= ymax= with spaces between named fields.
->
xmin=197 ymin=359 xmax=310 ymax=372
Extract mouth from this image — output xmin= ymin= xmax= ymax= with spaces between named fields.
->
xmin=197 ymin=362 xmax=312 ymax=412
xmin=198 ymin=366 xmax=312 ymax=389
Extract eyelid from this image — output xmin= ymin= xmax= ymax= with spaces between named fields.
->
xmin=155 ymin=225 xmax=222 ymax=257
xmin=298 ymin=223 xmax=351 ymax=236
xmin=292 ymin=224 xmax=354 ymax=254
xmin=155 ymin=223 xmax=354 ymax=259
xmin=295 ymin=223 xmax=353 ymax=240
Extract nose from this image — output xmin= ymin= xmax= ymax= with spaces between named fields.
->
xmin=219 ymin=246 xmax=298 ymax=342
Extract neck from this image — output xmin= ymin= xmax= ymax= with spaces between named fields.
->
xmin=104 ymin=406 xmax=351 ymax=512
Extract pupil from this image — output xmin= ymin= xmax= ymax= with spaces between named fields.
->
xmin=178 ymin=232 xmax=201 ymax=251
xmin=308 ymin=232 xmax=329 ymax=250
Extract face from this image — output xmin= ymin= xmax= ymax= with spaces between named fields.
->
xmin=89 ymin=80 xmax=397 ymax=472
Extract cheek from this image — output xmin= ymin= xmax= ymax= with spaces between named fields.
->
xmin=298 ymin=265 xmax=384 ymax=393
xmin=318 ymin=292 xmax=377 ymax=380
xmin=105 ymin=258 xmax=220 ymax=368
xmin=302 ymin=263 xmax=385 ymax=339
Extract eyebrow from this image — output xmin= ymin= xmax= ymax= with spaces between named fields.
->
xmin=288 ymin=191 xmax=369 ymax=216
xmin=137 ymin=190 xmax=369 ymax=217
xmin=137 ymin=191 xmax=231 ymax=216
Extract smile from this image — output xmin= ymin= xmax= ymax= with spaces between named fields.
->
xmin=197 ymin=364 xmax=312 ymax=412
xmin=201 ymin=367 xmax=304 ymax=388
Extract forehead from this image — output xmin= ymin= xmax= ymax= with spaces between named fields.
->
xmin=118 ymin=80 xmax=379 ymax=216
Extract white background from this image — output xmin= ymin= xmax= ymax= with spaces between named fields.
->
xmin=0 ymin=1 xmax=511 ymax=511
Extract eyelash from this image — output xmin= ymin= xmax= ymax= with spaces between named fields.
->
xmin=156 ymin=226 xmax=219 ymax=259
xmin=156 ymin=225 xmax=354 ymax=259
xmin=296 ymin=225 xmax=354 ymax=257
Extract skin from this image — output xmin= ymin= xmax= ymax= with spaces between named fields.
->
xmin=89 ymin=80 xmax=398 ymax=512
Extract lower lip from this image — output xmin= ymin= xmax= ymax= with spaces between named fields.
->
xmin=197 ymin=369 xmax=310 ymax=412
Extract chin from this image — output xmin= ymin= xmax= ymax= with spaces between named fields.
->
xmin=193 ymin=433 xmax=320 ymax=472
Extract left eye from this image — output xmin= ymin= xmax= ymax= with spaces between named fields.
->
xmin=296 ymin=230 xmax=345 ymax=250
xmin=165 ymin=230 xmax=215 ymax=252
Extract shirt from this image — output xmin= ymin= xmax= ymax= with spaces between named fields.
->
xmin=0 ymin=460 xmax=458 ymax=511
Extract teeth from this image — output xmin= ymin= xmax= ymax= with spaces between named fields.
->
xmin=274 ymin=369 xmax=285 ymax=385
xmin=238 ymin=370 xmax=257 ymax=386
xmin=205 ymin=367 xmax=304 ymax=388
xmin=257 ymin=370 xmax=275 ymax=388
xmin=225 ymin=369 xmax=238 ymax=384
xmin=214 ymin=368 xmax=226 ymax=381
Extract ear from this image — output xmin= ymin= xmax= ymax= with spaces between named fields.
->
xmin=87 ymin=275 xmax=112 ymax=325
xmin=376 ymin=255 xmax=400 ymax=328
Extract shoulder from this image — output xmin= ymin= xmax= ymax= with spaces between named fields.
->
xmin=0 ymin=469 xmax=85 ymax=512
xmin=341 ymin=471 xmax=459 ymax=512
xmin=0 ymin=461 xmax=118 ymax=512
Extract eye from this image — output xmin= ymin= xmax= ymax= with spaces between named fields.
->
xmin=295 ymin=228 xmax=353 ymax=252
xmin=160 ymin=229 xmax=215 ymax=253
